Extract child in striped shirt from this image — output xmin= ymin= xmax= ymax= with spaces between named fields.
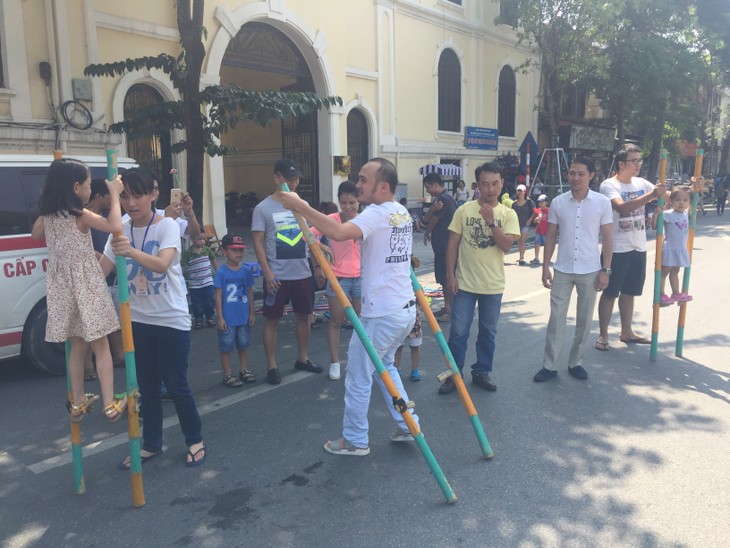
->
xmin=182 ymin=234 xmax=218 ymax=328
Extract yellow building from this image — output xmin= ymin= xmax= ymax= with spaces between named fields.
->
xmin=0 ymin=0 xmax=538 ymax=233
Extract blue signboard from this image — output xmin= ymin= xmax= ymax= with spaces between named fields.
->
xmin=465 ymin=126 xmax=499 ymax=150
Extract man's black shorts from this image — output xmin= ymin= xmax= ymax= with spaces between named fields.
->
xmin=604 ymin=250 xmax=646 ymax=298
xmin=434 ymin=252 xmax=447 ymax=286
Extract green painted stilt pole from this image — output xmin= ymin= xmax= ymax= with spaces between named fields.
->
xmin=676 ymin=150 xmax=702 ymax=357
xmin=66 ymin=340 xmax=86 ymax=495
xmin=281 ymin=182 xmax=456 ymax=503
xmin=106 ymin=149 xmax=145 ymax=507
xmin=410 ymin=271 xmax=493 ymax=458
xmin=650 ymin=151 xmax=668 ymax=361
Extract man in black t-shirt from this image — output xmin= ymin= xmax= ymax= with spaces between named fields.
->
xmin=423 ymin=173 xmax=457 ymax=322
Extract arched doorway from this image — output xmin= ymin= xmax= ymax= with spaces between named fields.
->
xmin=220 ymin=22 xmax=320 ymax=212
xmin=347 ymin=109 xmax=369 ymax=181
xmin=123 ymin=83 xmax=173 ymax=205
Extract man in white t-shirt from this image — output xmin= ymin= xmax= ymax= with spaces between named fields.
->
xmin=533 ymin=157 xmax=613 ymax=383
xmin=281 ymin=158 xmax=418 ymax=456
xmin=596 ymin=144 xmax=665 ymax=349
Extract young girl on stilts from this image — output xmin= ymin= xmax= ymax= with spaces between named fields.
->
xmin=652 ymin=186 xmax=693 ymax=306
xmin=32 ymin=158 xmax=127 ymax=422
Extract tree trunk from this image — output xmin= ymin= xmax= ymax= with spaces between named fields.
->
xmin=719 ymin=128 xmax=730 ymax=175
xmin=177 ymin=0 xmax=206 ymax=220
xmin=646 ymin=104 xmax=666 ymax=182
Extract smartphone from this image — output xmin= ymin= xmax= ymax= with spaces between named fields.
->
xmin=170 ymin=188 xmax=183 ymax=206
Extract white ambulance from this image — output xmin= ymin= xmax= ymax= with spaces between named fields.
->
xmin=0 ymin=155 xmax=136 ymax=374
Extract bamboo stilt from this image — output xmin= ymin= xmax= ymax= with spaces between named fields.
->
xmin=650 ymin=151 xmax=668 ymax=361
xmin=675 ymin=149 xmax=702 ymax=357
xmin=106 ymin=149 xmax=145 ymax=507
xmin=410 ymin=272 xmax=493 ymax=458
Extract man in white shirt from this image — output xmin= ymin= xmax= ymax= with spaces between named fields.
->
xmin=596 ymin=145 xmax=665 ymax=349
xmin=533 ymin=157 xmax=613 ymax=382
xmin=281 ymin=158 xmax=418 ymax=456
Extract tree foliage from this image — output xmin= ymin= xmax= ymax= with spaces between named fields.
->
xmin=504 ymin=0 xmax=729 ymax=175
xmin=85 ymin=0 xmax=341 ymax=215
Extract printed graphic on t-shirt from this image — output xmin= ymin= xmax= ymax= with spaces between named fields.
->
xmin=618 ymin=190 xmax=647 ymax=232
xmin=127 ymin=240 xmax=169 ymax=296
xmin=386 ymin=212 xmax=412 ymax=264
xmin=465 ymin=215 xmax=498 ymax=249
xmin=273 ymin=210 xmax=306 ymax=260
xmin=673 ymin=218 xmax=688 ymax=231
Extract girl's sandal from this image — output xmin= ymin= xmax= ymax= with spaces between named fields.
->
xmin=69 ymin=394 xmax=100 ymax=423
xmin=104 ymin=396 xmax=128 ymax=423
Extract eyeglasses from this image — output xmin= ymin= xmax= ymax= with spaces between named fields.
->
xmin=625 ymin=159 xmax=643 ymax=166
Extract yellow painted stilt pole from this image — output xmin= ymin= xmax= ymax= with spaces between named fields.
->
xmin=282 ymin=185 xmax=456 ymax=503
xmin=54 ymin=149 xmax=87 ymax=495
xmin=106 ymin=149 xmax=145 ymax=507
xmin=650 ymin=151 xmax=668 ymax=361
xmin=410 ymin=274 xmax=493 ymax=458
xmin=675 ymin=149 xmax=702 ymax=357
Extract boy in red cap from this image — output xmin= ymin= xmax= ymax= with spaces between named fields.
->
xmin=214 ymin=234 xmax=256 ymax=387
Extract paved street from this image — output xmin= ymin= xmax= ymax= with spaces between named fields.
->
xmin=1 ymin=215 xmax=729 ymax=547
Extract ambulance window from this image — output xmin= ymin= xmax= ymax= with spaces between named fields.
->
xmin=19 ymin=168 xmax=48 ymax=234
xmin=0 ymin=167 xmax=31 ymax=235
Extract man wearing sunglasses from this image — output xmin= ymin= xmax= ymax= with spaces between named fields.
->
xmin=596 ymin=144 xmax=665 ymax=350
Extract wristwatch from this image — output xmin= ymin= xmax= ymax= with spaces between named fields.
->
xmin=487 ymin=222 xmax=496 ymax=228
xmin=600 ymin=267 xmax=612 ymax=275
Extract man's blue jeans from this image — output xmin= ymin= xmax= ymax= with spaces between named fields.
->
xmin=448 ymin=290 xmax=503 ymax=376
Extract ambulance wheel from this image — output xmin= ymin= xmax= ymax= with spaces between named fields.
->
xmin=22 ymin=301 xmax=66 ymax=376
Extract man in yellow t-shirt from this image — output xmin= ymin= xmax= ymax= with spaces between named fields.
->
xmin=439 ymin=162 xmax=520 ymax=394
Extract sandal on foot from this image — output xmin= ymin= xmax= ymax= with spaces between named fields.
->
xmin=594 ymin=340 xmax=609 ymax=351
xmin=104 ymin=396 xmax=128 ymax=423
xmin=185 ymin=445 xmax=207 ymax=468
xmin=69 ymin=394 xmax=99 ymax=422
xmin=223 ymin=374 xmax=244 ymax=388
xmin=118 ymin=450 xmax=162 ymax=471
xmin=323 ymin=438 xmax=370 ymax=456
xmin=239 ymin=369 xmax=256 ymax=384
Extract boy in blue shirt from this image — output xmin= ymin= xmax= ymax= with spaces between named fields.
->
xmin=214 ymin=234 xmax=256 ymax=387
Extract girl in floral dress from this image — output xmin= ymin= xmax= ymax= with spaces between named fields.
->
xmin=32 ymin=159 xmax=127 ymax=422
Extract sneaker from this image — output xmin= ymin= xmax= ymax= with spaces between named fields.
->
xmin=533 ymin=368 xmax=557 ymax=382
xmin=433 ymin=308 xmax=445 ymax=318
xmin=472 ymin=373 xmax=497 ymax=391
xmin=660 ymin=294 xmax=674 ymax=307
xmin=390 ymin=428 xmax=414 ymax=442
xmin=568 ymin=365 xmax=588 ymax=380
xmin=206 ymin=318 xmax=216 ymax=328
xmin=193 ymin=320 xmax=203 ymax=330
xmin=530 ymin=258 xmax=541 ymax=265
xmin=267 ymin=368 xmax=281 ymax=385
xmin=438 ymin=377 xmax=457 ymax=394
xmin=518 ymin=260 xmax=527 ymax=266
xmin=329 ymin=362 xmax=341 ymax=380
xmin=437 ymin=313 xmax=451 ymax=323
xmin=675 ymin=293 xmax=693 ymax=303
xmin=410 ymin=370 xmax=422 ymax=382
xmin=294 ymin=359 xmax=323 ymax=373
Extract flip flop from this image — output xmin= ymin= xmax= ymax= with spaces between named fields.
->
xmin=619 ymin=336 xmax=651 ymax=344
xmin=185 ymin=446 xmax=207 ymax=468
xmin=118 ymin=450 xmax=162 ymax=471
xmin=323 ymin=438 xmax=370 ymax=456
xmin=594 ymin=340 xmax=609 ymax=351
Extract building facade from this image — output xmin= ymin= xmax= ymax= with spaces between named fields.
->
xmin=0 ymin=0 xmax=539 ymax=233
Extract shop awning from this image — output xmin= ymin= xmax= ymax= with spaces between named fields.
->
xmin=418 ymin=163 xmax=462 ymax=177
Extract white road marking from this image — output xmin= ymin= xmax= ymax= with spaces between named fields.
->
xmin=27 ymin=371 xmax=310 ymax=474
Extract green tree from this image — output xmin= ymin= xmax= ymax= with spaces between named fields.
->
xmin=85 ymin=0 xmax=341 ymax=216
xmin=507 ymin=0 xmax=603 ymax=147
